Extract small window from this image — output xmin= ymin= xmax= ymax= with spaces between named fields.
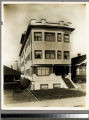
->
xmin=45 ymin=50 xmax=55 ymax=59
xmin=57 ymin=33 xmax=62 ymax=42
xmin=53 ymin=84 xmax=61 ymax=88
xmin=57 ymin=51 xmax=62 ymax=59
xmin=64 ymin=34 xmax=70 ymax=42
xmin=45 ymin=32 xmax=55 ymax=42
xmin=40 ymin=84 xmax=48 ymax=89
xmin=34 ymin=50 xmax=42 ymax=59
xmin=64 ymin=51 xmax=70 ymax=59
xmin=34 ymin=32 xmax=42 ymax=41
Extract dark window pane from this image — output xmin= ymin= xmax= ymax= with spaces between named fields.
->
xmin=45 ymin=32 xmax=55 ymax=41
xmin=57 ymin=51 xmax=62 ymax=59
xmin=64 ymin=34 xmax=70 ymax=42
xmin=57 ymin=33 xmax=62 ymax=42
xmin=37 ymin=67 xmax=50 ymax=76
xmin=45 ymin=50 xmax=55 ymax=59
xmin=34 ymin=32 xmax=42 ymax=41
xmin=64 ymin=51 xmax=70 ymax=59
xmin=34 ymin=50 xmax=42 ymax=59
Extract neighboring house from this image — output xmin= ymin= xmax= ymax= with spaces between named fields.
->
xmin=4 ymin=65 xmax=21 ymax=83
xmin=71 ymin=54 xmax=86 ymax=83
xmin=19 ymin=19 xmax=75 ymax=90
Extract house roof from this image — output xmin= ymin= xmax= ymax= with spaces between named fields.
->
xmin=71 ymin=54 xmax=86 ymax=66
xmin=4 ymin=65 xmax=21 ymax=76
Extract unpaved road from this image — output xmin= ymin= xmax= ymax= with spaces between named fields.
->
xmin=4 ymin=96 xmax=85 ymax=108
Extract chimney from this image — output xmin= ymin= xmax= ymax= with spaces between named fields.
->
xmin=41 ymin=19 xmax=46 ymax=24
xmin=30 ymin=19 xmax=36 ymax=24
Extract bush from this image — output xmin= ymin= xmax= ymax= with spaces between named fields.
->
xmin=20 ymin=77 xmax=31 ymax=89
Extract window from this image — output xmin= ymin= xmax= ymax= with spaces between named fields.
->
xmin=53 ymin=84 xmax=61 ymax=89
xmin=37 ymin=67 xmax=50 ymax=76
xmin=28 ymin=36 xmax=31 ymax=45
xmin=57 ymin=33 xmax=62 ymax=42
xmin=45 ymin=50 xmax=55 ymax=59
xmin=40 ymin=84 xmax=48 ymax=89
xmin=57 ymin=51 xmax=62 ymax=59
xmin=25 ymin=54 xmax=30 ymax=64
xmin=25 ymin=38 xmax=30 ymax=52
xmin=64 ymin=34 xmax=70 ymax=42
xmin=34 ymin=32 xmax=42 ymax=41
xmin=64 ymin=51 xmax=70 ymax=59
xmin=34 ymin=50 xmax=42 ymax=59
xmin=45 ymin=32 xmax=55 ymax=42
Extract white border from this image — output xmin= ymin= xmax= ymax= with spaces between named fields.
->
xmin=1 ymin=1 xmax=89 ymax=110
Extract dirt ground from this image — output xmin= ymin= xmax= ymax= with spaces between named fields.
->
xmin=3 ymin=83 xmax=86 ymax=108
xmin=3 ymin=90 xmax=86 ymax=108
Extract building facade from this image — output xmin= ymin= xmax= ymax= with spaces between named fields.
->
xmin=19 ymin=19 xmax=75 ymax=90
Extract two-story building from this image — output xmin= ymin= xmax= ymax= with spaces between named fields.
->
xmin=19 ymin=19 xmax=75 ymax=90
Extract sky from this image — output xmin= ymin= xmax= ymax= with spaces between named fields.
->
xmin=2 ymin=3 xmax=86 ymax=67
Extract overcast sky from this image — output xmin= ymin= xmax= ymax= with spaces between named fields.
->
xmin=3 ymin=3 xmax=86 ymax=67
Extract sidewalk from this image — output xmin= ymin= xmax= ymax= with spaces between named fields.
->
xmin=4 ymin=96 xmax=85 ymax=107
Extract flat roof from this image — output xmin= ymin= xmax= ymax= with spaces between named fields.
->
xmin=19 ymin=20 xmax=75 ymax=56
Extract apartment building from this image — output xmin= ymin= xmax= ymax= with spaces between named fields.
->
xmin=19 ymin=19 xmax=75 ymax=90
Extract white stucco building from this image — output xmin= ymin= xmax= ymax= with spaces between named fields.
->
xmin=19 ymin=19 xmax=76 ymax=90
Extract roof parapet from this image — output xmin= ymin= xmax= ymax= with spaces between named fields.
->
xmin=30 ymin=19 xmax=36 ymax=25
xmin=59 ymin=21 xmax=64 ymax=25
xmin=29 ymin=19 xmax=73 ymax=28
xmin=28 ymin=19 xmax=74 ymax=31
xmin=41 ymin=19 xmax=46 ymax=24
xmin=59 ymin=21 xmax=72 ymax=26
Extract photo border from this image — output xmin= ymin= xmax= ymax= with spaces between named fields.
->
xmin=0 ymin=0 xmax=89 ymax=114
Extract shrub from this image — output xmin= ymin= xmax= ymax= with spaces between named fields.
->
xmin=20 ymin=77 xmax=31 ymax=89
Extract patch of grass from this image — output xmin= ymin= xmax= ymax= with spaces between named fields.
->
xmin=31 ymin=88 xmax=86 ymax=100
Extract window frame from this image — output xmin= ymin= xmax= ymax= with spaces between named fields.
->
xmin=53 ymin=84 xmax=61 ymax=89
xmin=64 ymin=51 xmax=70 ymax=60
xmin=40 ymin=84 xmax=48 ymax=90
xmin=36 ymin=66 xmax=50 ymax=76
xmin=64 ymin=33 xmax=70 ymax=42
xmin=57 ymin=50 xmax=62 ymax=59
xmin=34 ymin=32 xmax=42 ymax=41
xmin=34 ymin=50 xmax=42 ymax=59
xmin=57 ymin=33 xmax=62 ymax=42
xmin=45 ymin=32 xmax=55 ymax=42
xmin=45 ymin=50 xmax=55 ymax=59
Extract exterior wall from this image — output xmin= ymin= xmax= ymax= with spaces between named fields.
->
xmin=19 ymin=22 xmax=74 ymax=89
xmin=71 ymin=65 xmax=86 ymax=83
xmin=76 ymin=66 xmax=86 ymax=75
xmin=31 ymin=28 xmax=71 ymax=65
xmin=20 ymin=51 xmax=25 ymax=74
xmin=20 ymin=32 xmax=33 ymax=81
xmin=32 ymin=73 xmax=68 ymax=90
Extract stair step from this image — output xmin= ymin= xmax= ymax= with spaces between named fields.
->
xmin=63 ymin=78 xmax=75 ymax=88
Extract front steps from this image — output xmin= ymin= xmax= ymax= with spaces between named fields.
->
xmin=63 ymin=74 xmax=76 ymax=88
